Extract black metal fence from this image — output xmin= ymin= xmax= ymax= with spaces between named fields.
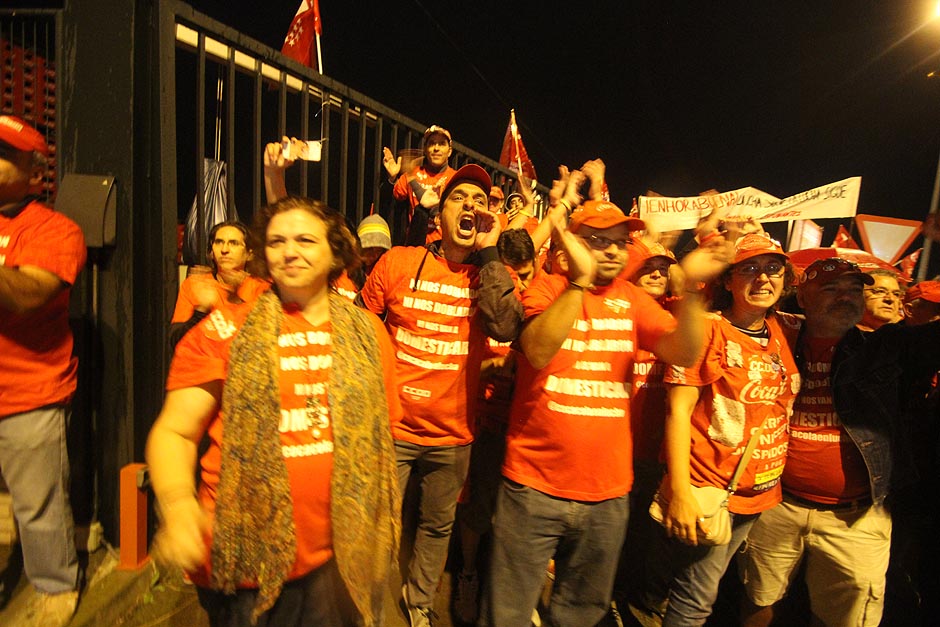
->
xmin=163 ymin=1 xmax=541 ymax=265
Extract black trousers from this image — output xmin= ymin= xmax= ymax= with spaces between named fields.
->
xmin=196 ymin=559 xmax=359 ymax=627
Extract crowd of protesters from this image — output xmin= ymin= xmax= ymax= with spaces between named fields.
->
xmin=7 ymin=108 xmax=937 ymax=626
xmin=144 ymin=123 xmax=940 ymax=627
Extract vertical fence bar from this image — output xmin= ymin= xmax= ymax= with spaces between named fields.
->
xmin=356 ymin=107 xmax=367 ymax=222
xmin=339 ymin=100 xmax=349 ymax=214
xmin=252 ymin=57 xmax=262 ymax=211
xmin=319 ymin=92 xmax=330 ymax=202
xmin=226 ymin=48 xmax=235 ymax=217
xmin=372 ymin=116 xmax=383 ymax=214
xmin=195 ymin=32 xmax=206 ymax=265
xmin=299 ymin=83 xmax=309 ymax=197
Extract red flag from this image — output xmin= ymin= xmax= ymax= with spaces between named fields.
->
xmin=499 ymin=110 xmax=537 ymax=182
xmin=833 ymin=224 xmax=861 ymax=249
xmin=899 ymin=248 xmax=921 ymax=279
xmin=281 ymin=1 xmax=322 ymax=68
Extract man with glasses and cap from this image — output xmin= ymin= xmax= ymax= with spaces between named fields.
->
xmin=480 ymin=194 xmax=733 ymax=627
xmin=0 ymin=115 xmax=85 ymax=626
xmin=740 ymin=258 xmax=940 ymax=627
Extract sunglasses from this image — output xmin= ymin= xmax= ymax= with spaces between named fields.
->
xmin=583 ymin=234 xmax=632 ymax=251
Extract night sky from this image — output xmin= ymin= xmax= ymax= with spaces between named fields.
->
xmin=188 ymin=0 xmax=940 ymax=231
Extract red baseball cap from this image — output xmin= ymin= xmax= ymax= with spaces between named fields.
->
xmin=733 ymin=233 xmax=788 ymax=265
xmin=439 ymin=164 xmax=491 ymax=203
xmin=568 ymin=200 xmax=645 ymax=234
xmin=489 ymin=186 xmax=505 ymax=200
xmin=798 ymin=258 xmax=875 ymax=292
xmin=905 ymin=280 xmax=940 ymax=304
xmin=0 ymin=115 xmax=48 ymax=156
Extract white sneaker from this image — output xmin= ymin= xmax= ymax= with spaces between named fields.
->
xmin=453 ymin=571 xmax=479 ymax=624
xmin=24 ymin=589 xmax=79 ymax=627
xmin=402 ymin=583 xmax=434 ymax=627
xmin=531 ymin=607 xmax=542 ymax=626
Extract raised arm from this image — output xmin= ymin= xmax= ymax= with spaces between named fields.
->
xmin=262 ymin=136 xmax=297 ymax=204
xmin=519 ymin=183 xmax=595 ymax=369
xmin=651 ymin=235 xmax=733 ymax=366
xmin=474 ymin=206 xmax=524 ymax=342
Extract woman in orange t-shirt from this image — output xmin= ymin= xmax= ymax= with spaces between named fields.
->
xmin=169 ymin=220 xmax=269 ymax=348
xmin=147 ymin=198 xmax=401 ymax=627
xmin=658 ymin=233 xmax=801 ymax=626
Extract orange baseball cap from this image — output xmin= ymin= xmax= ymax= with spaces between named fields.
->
xmin=733 ymin=233 xmax=787 ymax=265
xmin=568 ymin=200 xmax=645 ymax=234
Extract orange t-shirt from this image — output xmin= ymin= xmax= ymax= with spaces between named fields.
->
xmin=664 ymin=312 xmax=802 ymax=514
xmin=166 ymin=302 xmax=401 ymax=585
xmin=0 ymin=201 xmax=86 ymax=417
xmin=171 ymin=274 xmax=270 ymax=323
xmin=393 ymin=165 xmax=457 ymax=219
xmin=502 ymin=275 xmax=677 ymax=501
xmin=782 ymin=336 xmax=871 ymax=504
xmin=359 ymin=245 xmax=485 ymax=446
xmin=630 ymin=297 xmax=679 ymax=464
xmin=333 ymin=270 xmax=359 ymax=302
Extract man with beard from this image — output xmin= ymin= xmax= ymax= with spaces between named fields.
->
xmin=358 ymin=164 xmax=522 ymax=627
xmin=480 ymin=197 xmax=733 ymax=627
xmin=740 ymin=258 xmax=940 ymax=627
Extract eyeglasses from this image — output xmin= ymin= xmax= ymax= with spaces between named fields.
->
xmin=584 ymin=234 xmax=632 ymax=251
xmin=864 ymin=287 xmax=902 ymax=300
xmin=733 ymin=260 xmax=786 ymax=278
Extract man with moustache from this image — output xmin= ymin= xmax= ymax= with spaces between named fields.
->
xmin=0 ymin=115 xmax=85 ymax=626
xmin=858 ymin=269 xmax=904 ymax=331
xmin=359 ymin=164 xmax=522 ymax=627
xmin=480 ymin=198 xmax=732 ymax=627
xmin=740 ymin=258 xmax=940 ymax=627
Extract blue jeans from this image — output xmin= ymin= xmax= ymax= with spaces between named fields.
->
xmin=480 ymin=479 xmax=628 ymax=627
xmin=396 ymin=440 xmax=472 ymax=608
xmin=662 ymin=513 xmax=758 ymax=627
xmin=0 ymin=405 xmax=78 ymax=594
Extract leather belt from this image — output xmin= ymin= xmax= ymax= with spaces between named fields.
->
xmin=783 ymin=491 xmax=872 ymax=512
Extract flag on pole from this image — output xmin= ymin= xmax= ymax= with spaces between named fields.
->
xmin=281 ymin=0 xmax=322 ymax=70
xmin=499 ymin=110 xmax=537 ymax=182
xmin=833 ymin=224 xmax=861 ymax=249
xmin=898 ymin=248 xmax=921 ymax=279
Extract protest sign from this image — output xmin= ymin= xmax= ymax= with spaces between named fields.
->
xmin=637 ymin=177 xmax=861 ymax=231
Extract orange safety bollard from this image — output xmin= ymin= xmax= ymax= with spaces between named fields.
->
xmin=119 ymin=463 xmax=150 ymax=570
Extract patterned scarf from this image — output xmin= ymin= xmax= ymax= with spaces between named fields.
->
xmin=212 ymin=290 xmax=401 ymax=624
